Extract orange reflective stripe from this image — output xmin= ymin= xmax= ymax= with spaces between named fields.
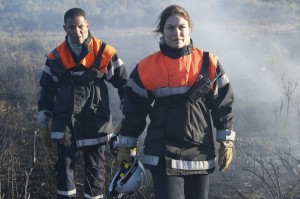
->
xmin=47 ymin=37 xmax=116 ymax=72
xmin=138 ymin=49 xmax=218 ymax=92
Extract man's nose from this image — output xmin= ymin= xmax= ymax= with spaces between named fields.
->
xmin=75 ymin=27 xmax=81 ymax=35
xmin=174 ymin=27 xmax=180 ymax=36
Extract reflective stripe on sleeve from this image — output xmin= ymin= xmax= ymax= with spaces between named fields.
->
xmin=43 ymin=65 xmax=59 ymax=82
xmin=51 ymin=131 xmax=64 ymax=140
xmin=143 ymin=155 xmax=160 ymax=165
xmin=117 ymin=135 xmax=138 ymax=148
xmin=126 ymin=78 xmax=149 ymax=98
xmin=217 ymin=74 xmax=229 ymax=88
xmin=106 ymin=58 xmax=124 ymax=80
xmin=84 ymin=193 xmax=104 ymax=199
xmin=57 ymin=188 xmax=76 ymax=196
xmin=216 ymin=129 xmax=236 ymax=142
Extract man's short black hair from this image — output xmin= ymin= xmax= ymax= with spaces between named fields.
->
xmin=64 ymin=8 xmax=87 ymax=24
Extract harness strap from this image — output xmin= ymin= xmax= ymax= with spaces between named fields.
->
xmin=200 ymin=51 xmax=209 ymax=78
xmin=91 ymin=42 xmax=107 ymax=70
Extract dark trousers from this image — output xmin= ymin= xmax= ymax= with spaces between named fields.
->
xmin=150 ymin=170 xmax=209 ymax=199
xmin=55 ymin=141 xmax=106 ymax=199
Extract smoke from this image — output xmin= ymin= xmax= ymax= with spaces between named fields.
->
xmin=145 ymin=1 xmax=300 ymax=138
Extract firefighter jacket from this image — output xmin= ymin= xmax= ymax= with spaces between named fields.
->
xmin=38 ymin=32 xmax=129 ymax=149
xmin=118 ymin=39 xmax=235 ymax=175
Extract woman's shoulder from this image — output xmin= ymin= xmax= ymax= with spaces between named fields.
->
xmin=138 ymin=51 xmax=162 ymax=65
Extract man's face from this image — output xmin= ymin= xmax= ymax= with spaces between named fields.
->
xmin=63 ymin=16 xmax=89 ymax=45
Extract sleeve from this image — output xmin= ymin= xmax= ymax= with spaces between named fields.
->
xmin=37 ymin=59 xmax=59 ymax=112
xmin=105 ymin=53 xmax=129 ymax=102
xmin=117 ymin=66 xmax=154 ymax=148
xmin=207 ymin=61 xmax=235 ymax=132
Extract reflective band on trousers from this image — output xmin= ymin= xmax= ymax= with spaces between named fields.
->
xmin=84 ymin=193 xmax=104 ymax=199
xmin=143 ymin=155 xmax=215 ymax=170
xmin=76 ymin=135 xmax=111 ymax=148
xmin=57 ymin=188 xmax=76 ymax=196
xmin=51 ymin=132 xmax=113 ymax=147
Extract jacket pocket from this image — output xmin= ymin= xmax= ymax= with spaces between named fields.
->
xmin=184 ymin=101 xmax=214 ymax=147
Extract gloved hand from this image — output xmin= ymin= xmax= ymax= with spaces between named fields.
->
xmin=36 ymin=127 xmax=52 ymax=148
xmin=117 ymin=147 xmax=132 ymax=166
xmin=218 ymin=141 xmax=233 ymax=171
xmin=37 ymin=110 xmax=52 ymax=148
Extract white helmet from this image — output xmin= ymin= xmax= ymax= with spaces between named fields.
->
xmin=109 ymin=156 xmax=147 ymax=195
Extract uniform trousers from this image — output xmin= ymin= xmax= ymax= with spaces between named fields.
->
xmin=150 ymin=170 xmax=209 ymax=199
xmin=55 ymin=141 xmax=106 ymax=199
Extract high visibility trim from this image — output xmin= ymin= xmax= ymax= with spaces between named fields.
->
xmin=51 ymin=132 xmax=64 ymax=140
xmin=48 ymin=37 xmax=115 ymax=71
xmin=143 ymin=155 xmax=159 ymax=165
xmin=143 ymin=155 xmax=215 ymax=170
xmin=84 ymin=193 xmax=104 ymax=199
xmin=106 ymin=58 xmax=124 ymax=80
xmin=69 ymin=71 xmax=85 ymax=76
xmin=117 ymin=135 xmax=138 ymax=148
xmin=217 ymin=74 xmax=229 ymax=88
xmin=126 ymin=78 xmax=148 ymax=98
xmin=76 ymin=135 xmax=110 ymax=148
xmin=216 ymin=129 xmax=236 ymax=142
xmin=152 ymin=86 xmax=189 ymax=97
xmin=43 ymin=65 xmax=59 ymax=82
xmin=57 ymin=188 xmax=76 ymax=196
xmin=170 ymin=159 xmax=215 ymax=170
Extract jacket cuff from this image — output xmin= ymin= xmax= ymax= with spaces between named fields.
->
xmin=216 ymin=129 xmax=236 ymax=142
xmin=37 ymin=110 xmax=52 ymax=123
xmin=117 ymin=135 xmax=138 ymax=148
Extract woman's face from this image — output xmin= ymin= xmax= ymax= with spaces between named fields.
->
xmin=163 ymin=14 xmax=191 ymax=49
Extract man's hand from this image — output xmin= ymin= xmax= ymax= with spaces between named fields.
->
xmin=37 ymin=110 xmax=52 ymax=149
xmin=218 ymin=141 xmax=233 ymax=171
xmin=36 ymin=127 xmax=52 ymax=149
xmin=117 ymin=147 xmax=132 ymax=166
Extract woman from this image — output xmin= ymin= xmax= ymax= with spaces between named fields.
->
xmin=116 ymin=5 xmax=236 ymax=199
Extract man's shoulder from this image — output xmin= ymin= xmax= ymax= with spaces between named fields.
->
xmin=91 ymin=36 xmax=116 ymax=55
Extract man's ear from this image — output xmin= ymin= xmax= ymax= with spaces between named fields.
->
xmin=63 ymin=25 xmax=67 ymax=32
xmin=86 ymin=20 xmax=89 ymax=29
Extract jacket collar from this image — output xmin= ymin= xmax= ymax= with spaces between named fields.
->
xmin=65 ymin=30 xmax=92 ymax=64
xmin=159 ymin=37 xmax=193 ymax=59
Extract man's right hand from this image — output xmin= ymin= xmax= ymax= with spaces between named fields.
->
xmin=36 ymin=127 xmax=52 ymax=149
xmin=37 ymin=110 xmax=52 ymax=149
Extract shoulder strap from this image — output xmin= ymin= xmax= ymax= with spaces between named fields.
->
xmin=200 ymin=51 xmax=209 ymax=78
xmin=51 ymin=49 xmax=64 ymax=69
xmin=91 ymin=42 xmax=107 ymax=70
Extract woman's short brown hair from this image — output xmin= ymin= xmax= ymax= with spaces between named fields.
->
xmin=154 ymin=5 xmax=192 ymax=35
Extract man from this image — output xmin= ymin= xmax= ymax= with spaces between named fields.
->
xmin=37 ymin=8 xmax=128 ymax=199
